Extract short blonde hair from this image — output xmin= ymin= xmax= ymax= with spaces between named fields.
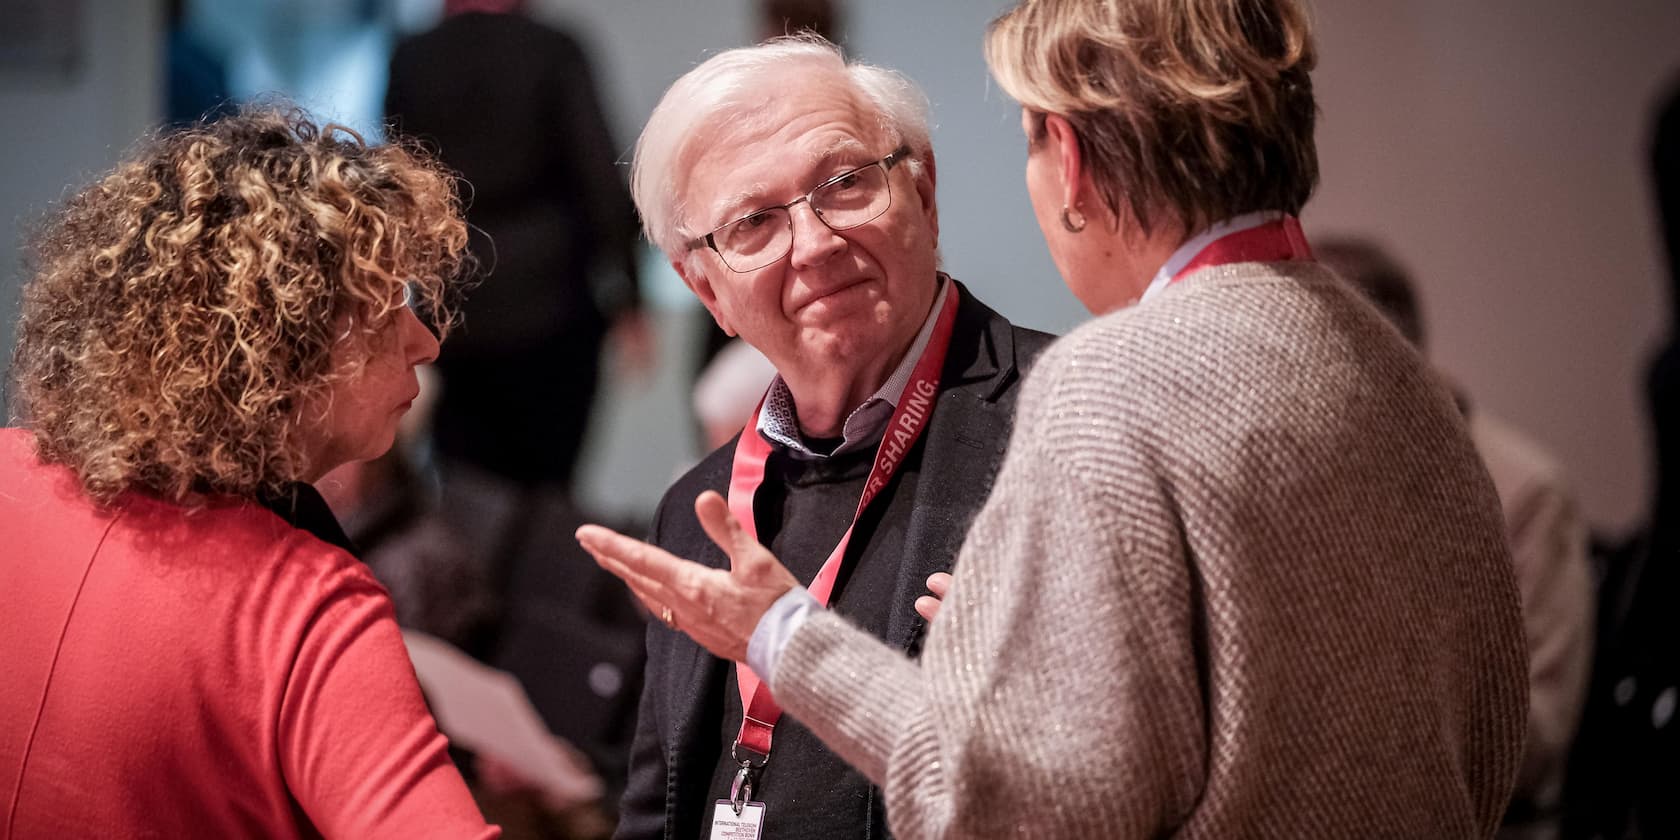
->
xmin=631 ymin=35 xmax=931 ymax=260
xmin=10 ymin=104 xmax=469 ymax=505
xmin=985 ymin=0 xmax=1318 ymax=234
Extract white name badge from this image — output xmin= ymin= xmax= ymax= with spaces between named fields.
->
xmin=710 ymin=801 xmax=766 ymax=840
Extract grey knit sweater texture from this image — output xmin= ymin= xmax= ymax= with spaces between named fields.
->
xmin=773 ymin=261 xmax=1529 ymax=838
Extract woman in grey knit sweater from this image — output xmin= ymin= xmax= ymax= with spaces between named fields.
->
xmin=580 ymin=0 xmax=1529 ymax=836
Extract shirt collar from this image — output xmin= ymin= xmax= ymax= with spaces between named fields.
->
xmin=757 ymin=275 xmax=951 ymax=460
xmin=259 ymin=482 xmax=359 ymax=555
xmin=1138 ymin=210 xmax=1284 ymax=305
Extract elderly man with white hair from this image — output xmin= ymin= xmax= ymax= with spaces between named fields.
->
xmin=614 ymin=36 xmax=1053 ymax=840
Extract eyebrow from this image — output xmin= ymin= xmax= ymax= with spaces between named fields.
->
xmin=705 ymin=137 xmax=877 ymax=226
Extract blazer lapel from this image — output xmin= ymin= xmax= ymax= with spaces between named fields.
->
xmin=883 ymin=283 xmax=1021 ymax=653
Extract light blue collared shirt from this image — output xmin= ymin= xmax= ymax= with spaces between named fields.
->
xmin=1137 ymin=210 xmax=1285 ymax=304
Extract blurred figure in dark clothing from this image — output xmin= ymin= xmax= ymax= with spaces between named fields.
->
xmin=164 ymin=0 xmax=231 ymax=126
xmin=384 ymin=10 xmax=650 ymax=825
xmin=1561 ymin=76 xmax=1680 ymax=840
xmin=385 ymin=0 xmax=647 ymax=492
xmin=1649 ymin=79 xmax=1680 ymax=576
xmin=758 ymin=0 xmax=842 ymax=42
xmin=318 ymin=439 xmax=648 ymax=827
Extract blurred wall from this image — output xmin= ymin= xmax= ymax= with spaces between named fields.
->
xmin=0 ymin=0 xmax=161 ymax=412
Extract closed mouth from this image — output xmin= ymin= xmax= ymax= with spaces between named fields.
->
xmin=792 ymin=277 xmax=871 ymax=313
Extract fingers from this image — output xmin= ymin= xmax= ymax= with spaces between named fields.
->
xmin=914 ymin=594 xmax=941 ymax=622
xmin=577 ymin=525 xmax=685 ymax=580
xmin=576 ymin=524 xmax=693 ymax=607
xmin=916 ymin=572 xmax=952 ymax=623
xmin=926 ymin=571 xmax=952 ymax=597
xmin=693 ymin=490 xmax=760 ymax=570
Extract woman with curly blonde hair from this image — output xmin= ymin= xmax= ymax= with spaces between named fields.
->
xmin=1 ymin=106 xmax=498 ymax=838
xmin=580 ymin=0 xmax=1528 ymax=836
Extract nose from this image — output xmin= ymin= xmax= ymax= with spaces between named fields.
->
xmin=399 ymin=304 xmax=440 ymax=366
xmin=786 ymin=201 xmax=846 ymax=270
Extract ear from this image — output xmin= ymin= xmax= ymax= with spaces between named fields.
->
xmin=675 ymin=257 xmax=736 ymax=336
xmin=1041 ymin=113 xmax=1087 ymax=211
xmin=910 ymin=147 xmax=939 ymax=246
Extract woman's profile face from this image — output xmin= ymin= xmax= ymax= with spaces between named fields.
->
xmin=301 ymin=298 xmax=440 ymax=480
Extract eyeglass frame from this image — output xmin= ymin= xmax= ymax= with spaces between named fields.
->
xmin=684 ymin=144 xmax=914 ymax=272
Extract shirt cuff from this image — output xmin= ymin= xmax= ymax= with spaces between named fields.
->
xmin=746 ymin=586 xmax=819 ymax=687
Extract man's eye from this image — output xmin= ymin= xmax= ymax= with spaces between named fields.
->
xmin=829 ymin=173 xmax=862 ymax=191
xmin=734 ymin=211 xmax=775 ymax=231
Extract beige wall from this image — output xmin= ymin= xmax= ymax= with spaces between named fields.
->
xmin=1307 ymin=0 xmax=1680 ymax=530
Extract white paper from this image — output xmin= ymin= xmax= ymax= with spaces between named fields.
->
xmin=402 ymin=629 xmax=602 ymax=807
xmin=710 ymin=801 xmax=766 ymax=840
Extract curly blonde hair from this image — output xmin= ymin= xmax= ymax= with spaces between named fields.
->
xmin=10 ymin=104 xmax=469 ymax=505
xmin=985 ymin=0 xmax=1318 ymax=234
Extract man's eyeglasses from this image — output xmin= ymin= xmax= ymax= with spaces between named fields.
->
xmin=686 ymin=144 xmax=912 ymax=273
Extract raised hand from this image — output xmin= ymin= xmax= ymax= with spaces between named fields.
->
xmin=576 ymin=490 xmax=798 ymax=663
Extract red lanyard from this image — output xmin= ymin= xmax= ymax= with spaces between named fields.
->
xmin=724 ymin=284 xmax=961 ymax=762
xmin=1173 ymin=215 xmax=1313 ymax=282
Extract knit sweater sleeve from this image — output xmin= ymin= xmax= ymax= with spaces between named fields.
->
xmin=772 ymin=332 xmax=1206 ymax=838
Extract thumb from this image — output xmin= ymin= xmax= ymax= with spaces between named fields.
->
xmin=694 ymin=490 xmax=759 ymax=569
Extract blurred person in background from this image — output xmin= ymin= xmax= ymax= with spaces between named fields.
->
xmin=610 ymin=36 xmax=1054 ymax=839
xmin=0 ymin=106 xmax=497 ymax=838
xmin=1562 ymin=75 xmax=1680 ymax=840
xmin=692 ymin=340 xmax=777 ymax=452
xmin=758 ymin=0 xmax=842 ymax=42
xmin=383 ymin=7 xmax=655 ymax=792
xmin=164 ymin=0 xmax=232 ymax=126
xmin=1318 ymin=237 xmax=1594 ymax=840
xmin=385 ymin=0 xmax=648 ymax=497
xmin=315 ymin=377 xmax=647 ymax=832
xmin=580 ymin=0 xmax=1528 ymax=835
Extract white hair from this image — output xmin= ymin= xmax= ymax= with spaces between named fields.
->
xmin=631 ymin=35 xmax=933 ymax=261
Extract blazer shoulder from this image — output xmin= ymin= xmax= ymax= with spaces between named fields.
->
xmin=1011 ymin=323 xmax=1058 ymax=370
xmin=649 ymin=441 xmax=736 ymax=550
xmin=661 ymin=442 xmax=734 ymax=508
xmin=944 ymin=282 xmax=1059 ymax=403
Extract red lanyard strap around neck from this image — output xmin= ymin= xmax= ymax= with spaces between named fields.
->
xmin=1172 ymin=215 xmax=1313 ymax=282
xmin=724 ymin=284 xmax=961 ymax=762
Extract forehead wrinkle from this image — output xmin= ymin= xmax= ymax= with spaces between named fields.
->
xmin=705 ymin=179 xmax=772 ymax=228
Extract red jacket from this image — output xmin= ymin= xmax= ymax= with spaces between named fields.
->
xmin=0 ymin=428 xmax=497 ymax=838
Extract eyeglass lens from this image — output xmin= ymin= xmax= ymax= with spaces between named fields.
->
xmin=713 ymin=162 xmax=892 ymax=271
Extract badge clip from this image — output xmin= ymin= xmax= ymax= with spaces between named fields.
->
xmin=729 ymin=741 xmax=769 ymax=817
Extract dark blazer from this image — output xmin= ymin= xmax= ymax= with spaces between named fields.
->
xmin=614 ymin=283 xmax=1054 ymax=839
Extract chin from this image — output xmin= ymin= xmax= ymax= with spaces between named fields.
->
xmin=359 ymin=430 xmax=401 ymax=464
